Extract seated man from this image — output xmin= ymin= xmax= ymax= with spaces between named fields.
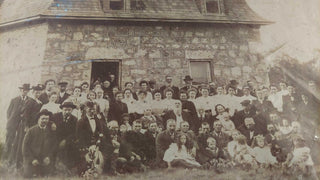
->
xmin=22 ymin=109 xmax=57 ymax=178
xmin=143 ymin=121 xmax=158 ymax=167
xmin=156 ymin=119 xmax=177 ymax=167
xmin=211 ymin=121 xmax=230 ymax=150
xmin=120 ymin=120 xmax=146 ymax=173
xmin=197 ymin=122 xmax=212 ymax=152
xmin=239 ymin=117 xmax=262 ymax=146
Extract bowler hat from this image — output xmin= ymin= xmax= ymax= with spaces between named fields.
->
xmin=240 ymin=100 xmax=251 ymax=106
xmin=32 ymin=84 xmax=45 ymax=91
xmin=230 ymin=80 xmax=239 ymax=85
xmin=19 ymin=84 xmax=32 ymax=90
xmin=60 ymin=101 xmax=76 ymax=109
xmin=183 ymin=75 xmax=193 ymax=81
xmin=58 ymin=82 xmax=68 ymax=86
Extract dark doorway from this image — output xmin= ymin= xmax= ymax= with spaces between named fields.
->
xmin=91 ymin=61 xmax=120 ymax=89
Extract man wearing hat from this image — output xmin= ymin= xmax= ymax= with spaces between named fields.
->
xmin=228 ymin=79 xmax=243 ymax=97
xmin=39 ymin=79 xmax=56 ymax=104
xmin=4 ymin=84 xmax=32 ymax=163
xmin=22 ymin=109 xmax=57 ymax=178
xmin=160 ymin=75 xmax=180 ymax=100
xmin=51 ymin=101 xmax=78 ymax=171
xmin=56 ymin=82 xmax=70 ymax=104
xmin=8 ymin=84 xmax=45 ymax=169
xmin=180 ymin=75 xmax=197 ymax=93
xmin=232 ymin=100 xmax=256 ymax=130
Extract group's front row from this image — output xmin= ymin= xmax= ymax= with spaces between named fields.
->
xmin=19 ymin=100 xmax=318 ymax=179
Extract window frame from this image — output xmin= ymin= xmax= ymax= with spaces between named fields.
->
xmin=189 ymin=60 xmax=213 ymax=84
xmin=203 ymin=0 xmax=223 ymax=15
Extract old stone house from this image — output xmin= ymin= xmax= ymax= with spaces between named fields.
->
xmin=0 ymin=0 xmax=271 ymax=89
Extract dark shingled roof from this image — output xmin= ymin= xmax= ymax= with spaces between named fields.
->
xmin=0 ymin=0 xmax=272 ymax=26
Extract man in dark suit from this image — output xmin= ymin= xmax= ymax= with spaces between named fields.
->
xmin=180 ymin=90 xmax=198 ymax=123
xmin=76 ymin=101 xmax=103 ymax=150
xmin=56 ymin=82 xmax=70 ymax=104
xmin=108 ymin=92 xmax=128 ymax=123
xmin=211 ymin=121 xmax=230 ymax=149
xmin=282 ymin=84 xmax=300 ymax=121
xmin=155 ymin=119 xmax=177 ymax=167
xmin=51 ymin=101 xmax=78 ymax=171
xmin=9 ymin=84 xmax=44 ymax=169
xmin=232 ymin=100 xmax=256 ymax=130
xmin=197 ymin=122 xmax=212 ymax=151
xmin=160 ymin=75 xmax=179 ymax=100
xmin=4 ymin=84 xmax=32 ymax=163
xmin=122 ymin=120 xmax=146 ymax=171
xmin=239 ymin=117 xmax=262 ymax=146
xmin=39 ymin=79 xmax=56 ymax=104
xmin=180 ymin=75 xmax=197 ymax=93
xmin=144 ymin=121 xmax=158 ymax=166
xmin=22 ymin=109 xmax=57 ymax=178
xmin=252 ymin=88 xmax=275 ymax=122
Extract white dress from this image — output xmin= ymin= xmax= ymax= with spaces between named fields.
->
xmin=289 ymin=147 xmax=314 ymax=167
xmin=163 ymin=143 xmax=200 ymax=167
xmin=41 ymin=102 xmax=61 ymax=114
xmin=252 ymin=147 xmax=277 ymax=164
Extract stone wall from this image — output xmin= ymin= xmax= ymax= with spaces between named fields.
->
xmin=0 ymin=22 xmax=48 ymax=133
xmin=43 ymin=20 xmax=268 ymax=88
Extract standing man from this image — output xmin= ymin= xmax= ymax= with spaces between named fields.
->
xmin=108 ymin=92 xmax=128 ymax=123
xmin=160 ymin=75 xmax=179 ymax=100
xmin=4 ymin=84 xmax=32 ymax=163
xmin=180 ymin=75 xmax=196 ymax=93
xmin=51 ymin=101 xmax=78 ymax=172
xmin=56 ymin=82 xmax=70 ymax=104
xmin=39 ymin=79 xmax=56 ymax=104
xmin=22 ymin=109 xmax=57 ymax=178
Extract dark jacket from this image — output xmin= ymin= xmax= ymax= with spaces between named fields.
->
xmin=22 ymin=125 xmax=57 ymax=164
xmin=107 ymin=100 xmax=128 ymax=122
xmin=76 ymin=116 xmax=103 ymax=149
xmin=160 ymin=85 xmax=180 ymax=100
xmin=155 ymin=130 xmax=177 ymax=162
xmin=51 ymin=112 xmax=77 ymax=143
xmin=56 ymin=92 xmax=70 ymax=104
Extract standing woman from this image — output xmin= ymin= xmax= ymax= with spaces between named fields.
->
xmin=95 ymin=87 xmax=109 ymax=118
xmin=162 ymin=88 xmax=178 ymax=111
xmin=40 ymin=92 xmax=61 ymax=114
xmin=122 ymin=88 xmax=137 ymax=114
xmin=67 ymin=86 xmax=83 ymax=120
xmin=150 ymin=90 xmax=166 ymax=116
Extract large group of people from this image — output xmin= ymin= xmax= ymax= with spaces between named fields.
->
xmin=2 ymin=75 xmax=319 ymax=179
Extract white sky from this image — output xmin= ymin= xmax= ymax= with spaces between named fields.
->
xmin=246 ymin=0 xmax=320 ymax=63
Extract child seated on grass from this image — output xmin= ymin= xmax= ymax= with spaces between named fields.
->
xmin=251 ymin=135 xmax=277 ymax=168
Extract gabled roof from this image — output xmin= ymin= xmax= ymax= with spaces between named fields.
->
xmin=0 ymin=0 xmax=272 ymax=27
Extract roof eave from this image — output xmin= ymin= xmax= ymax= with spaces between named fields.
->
xmin=0 ymin=14 xmax=273 ymax=28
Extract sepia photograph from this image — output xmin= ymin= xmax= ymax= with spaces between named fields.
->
xmin=0 ymin=0 xmax=319 ymax=179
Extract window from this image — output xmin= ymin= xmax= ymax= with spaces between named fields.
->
xmin=204 ymin=0 xmax=221 ymax=14
xmin=189 ymin=61 xmax=212 ymax=83
xmin=131 ymin=0 xmax=146 ymax=10
xmin=110 ymin=0 xmax=124 ymax=10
